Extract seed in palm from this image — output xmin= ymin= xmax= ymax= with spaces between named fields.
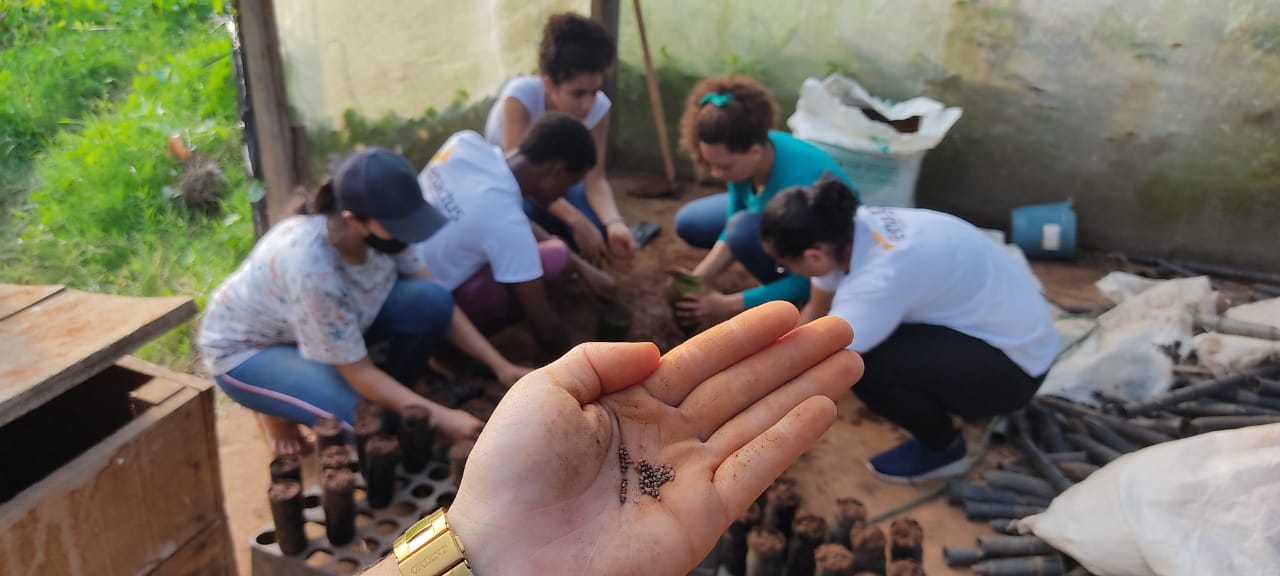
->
xmin=618 ymin=445 xmax=633 ymax=503
xmin=636 ymin=460 xmax=676 ymax=500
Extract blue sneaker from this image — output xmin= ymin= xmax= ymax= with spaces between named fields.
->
xmin=868 ymin=436 xmax=970 ymax=484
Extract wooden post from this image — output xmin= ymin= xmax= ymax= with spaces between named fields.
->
xmin=630 ymin=0 xmax=678 ymax=191
xmin=234 ymin=0 xmax=300 ymax=226
xmin=591 ymin=0 xmax=621 ymax=100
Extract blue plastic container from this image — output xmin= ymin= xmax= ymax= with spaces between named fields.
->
xmin=1011 ymin=200 xmax=1076 ymax=258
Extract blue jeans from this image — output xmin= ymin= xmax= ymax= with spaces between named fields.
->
xmin=524 ymin=181 xmax=604 ymax=250
xmin=674 ymin=193 xmax=786 ymax=286
xmin=213 ymin=278 xmax=454 ymax=427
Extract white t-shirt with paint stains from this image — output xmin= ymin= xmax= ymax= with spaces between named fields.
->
xmin=199 ymin=215 xmax=425 ymax=375
xmin=813 ymin=207 xmax=1058 ymax=376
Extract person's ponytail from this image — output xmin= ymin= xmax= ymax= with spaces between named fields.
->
xmin=811 ymin=175 xmax=859 ymax=220
xmin=295 ymin=179 xmax=338 ymax=216
xmin=760 ymin=173 xmax=859 ymax=261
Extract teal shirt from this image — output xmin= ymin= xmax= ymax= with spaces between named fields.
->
xmin=726 ymin=131 xmax=855 ymax=309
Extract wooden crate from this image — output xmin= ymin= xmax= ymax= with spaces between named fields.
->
xmin=0 ymin=286 xmax=235 ymax=575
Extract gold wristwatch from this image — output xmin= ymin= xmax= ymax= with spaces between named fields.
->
xmin=393 ymin=508 xmax=473 ymax=576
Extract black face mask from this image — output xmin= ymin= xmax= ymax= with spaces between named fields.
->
xmin=364 ymin=234 xmax=408 ymax=255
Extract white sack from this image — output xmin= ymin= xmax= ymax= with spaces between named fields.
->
xmin=1193 ymin=297 xmax=1280 ymax=375
xmin=1038 ymin=275 xmax=1214 ymax=404
xmin=1021 ymin=424 xmax=1280 ymax=576
xmin=787 ymin=74 xmax=962 ymax=156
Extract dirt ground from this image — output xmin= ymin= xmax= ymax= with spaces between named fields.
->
xmin=217 ymin=174 xmax=1112 ymax=576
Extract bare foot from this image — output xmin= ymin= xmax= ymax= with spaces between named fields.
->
xmin=429 ymin=406 xmax=485 ymax=442
xmin=256 ymin=413 xmax=307 ymax=456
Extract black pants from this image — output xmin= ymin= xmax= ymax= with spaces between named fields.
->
xmin=854 ymin=324 xmax=1045 ymax=450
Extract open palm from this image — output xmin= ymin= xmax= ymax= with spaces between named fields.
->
xmin=447 ymin=302 xmax=863 ymax=575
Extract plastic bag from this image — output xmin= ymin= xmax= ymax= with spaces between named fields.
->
xmin=787 ymin=74 xmax=963 ymax=156
xmin=1021 ymin=424 xmax=1280 ymax=575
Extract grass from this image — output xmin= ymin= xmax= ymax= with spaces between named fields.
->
xmin=0 ymin=0 xmax=253 ymax=371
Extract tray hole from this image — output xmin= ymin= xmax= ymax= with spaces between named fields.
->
xmin=355 ymin=512 xmax=374 ymax=529
xmin=303 ymin=494 xmax=321 ymax=508
xmin=255 ymin=531 xmax=276 ymax=546
xmin=362 ymin=538 xmax=381 ymax=553
xmin=304 ymin=521 xmax=326 ymax=540
xmin=410 ymin=483 xmax=434 ymax=499
xmin=306 ymin=549 xmax=333 ymax=567
xmin=436 ymin=491 xmax=456 ymax=508
xmin=427 ymin=466 xmax=449 ymax=481
xmin=355 ymin=488 xmax=367 ymax=502
xmin=392 ymin=501 xmax=418 ymax=517
xmin=334 ymin=558 xmax=361 ymax=575
xmin=374 ymin=519 xmax=400 ymax=536
xmin=395 ymin=476 xmax=409 ymax=492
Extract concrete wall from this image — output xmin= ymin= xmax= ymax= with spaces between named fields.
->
xmin=612 ymin=0 xmax=1280 ymax=268
xmin=270 ymin=0 xmax=1280 ymax=268
xmin=273 ymin=0 xmax=588 ymax=129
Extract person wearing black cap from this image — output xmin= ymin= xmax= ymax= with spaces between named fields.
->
xmin=199 ymin=148 xmax=530 ymax=455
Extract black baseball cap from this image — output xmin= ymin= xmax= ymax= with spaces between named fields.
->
xmin=333 ymin=148 xmax=446 ymax=244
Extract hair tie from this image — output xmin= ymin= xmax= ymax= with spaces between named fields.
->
xmin=699 ymin=92 xmax=733 ymax=108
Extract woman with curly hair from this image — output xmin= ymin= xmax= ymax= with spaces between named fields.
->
xmin=484 ymin=12 xmax=633 ymax=269
xmin=673 ymin=75 xmax=855 ymax=329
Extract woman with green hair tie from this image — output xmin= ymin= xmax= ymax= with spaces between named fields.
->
xmin=673 ymin=75 xmax=857 ymax=331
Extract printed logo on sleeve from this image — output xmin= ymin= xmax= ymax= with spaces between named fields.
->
xmin=867 ymin=207 xmax=906 ymax=249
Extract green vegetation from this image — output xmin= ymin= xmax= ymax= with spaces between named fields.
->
xmin=0 ymin=0 xmax=253 ymax=371
xmin=308 ymin=98 xmax=494 ymax=179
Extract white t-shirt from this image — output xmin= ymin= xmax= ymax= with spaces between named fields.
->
xmin=813 ymin=207 xmax=1059 ymax=376
xmin=415 ymin=131 xmax=542 ymax=291
xmin=200 ymin=215 xmax=426 ymax=375
xmin=483 ymin=75 xmax=611 ymax=148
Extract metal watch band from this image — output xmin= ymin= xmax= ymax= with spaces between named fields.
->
xmin=394 ymin=508 xmax=474 ymax=576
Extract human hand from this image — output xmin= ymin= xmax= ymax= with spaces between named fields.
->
xmin=606 ymin=221 xmax=636 ymax=264
xmin=425 ymin=404 xmax=485 ymax=441
xmin=495 ymin=362 xmax=535 ymax=389
xmin=446 ymin=301 xmax=862 ymax=576
xmin=675 ymin=290 xmax=742 ymax=328
xmin=571 ymin=219 xmax=608 ymax=264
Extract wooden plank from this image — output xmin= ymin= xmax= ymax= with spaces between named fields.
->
xmin=117 ymin=356 xmax=227 ymax=514
xmin=0 ymin=290 xmax=196 ymax=427
xmin=150 ymin=519 xmax=236 ymax=576
xmin=0 ymin=284 xmax=64 ymax=322
xmin=117 ymin=355 xmax=214 ymax=394
xmin=130 ymin=378 xmax=184 ymax=410
xmin=0 ymin=381 xmax=227 ymax=575
xmin=236 ymin=0 xmax=300 ymax=225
